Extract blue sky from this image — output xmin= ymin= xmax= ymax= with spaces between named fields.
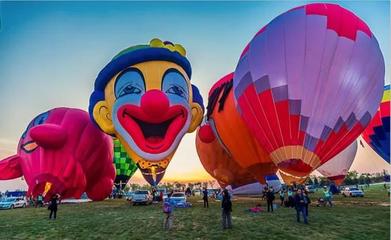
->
xmin=0 ymin=1 xmax=389 ymax=189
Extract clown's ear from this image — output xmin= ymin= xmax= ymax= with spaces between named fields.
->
xmin=0 ymin=155 xmax=23 ymax=180
xmin=188 ymin=102 xmax=204 ymax=133
xmin=92 ymin=101 xmax=115 ymax=134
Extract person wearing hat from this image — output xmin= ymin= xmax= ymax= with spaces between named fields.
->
xmin=89 ymin=39 xmax=204 ymax=182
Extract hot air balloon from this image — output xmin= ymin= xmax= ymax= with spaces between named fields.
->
xmin=362 ymin=85 xmax=390 ymax=163
xmin=113 ymin=138 xmax=138 ymax=190
xmin=89 ymin=39 xmax=204 ymax=186
xmin=196 ymin=126 xmax=255 ymax=188
xmin=278 ymin=171 xmax=307 ymax=185
xmin=233 ymin=3 xmax=385 ymax=178
xmin=0 ymin=108 xmax=115 ymax=201
xmin=317 ymin=141 xmax=358 ymax=185
xmin=227 ymin=174 xmax=282 ymax=195
xmin=205 ymin=73 xmax=277 ymax=184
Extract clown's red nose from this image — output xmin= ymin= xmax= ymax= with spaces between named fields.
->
xmin=141 ymin=90 xmax=169 ymax=118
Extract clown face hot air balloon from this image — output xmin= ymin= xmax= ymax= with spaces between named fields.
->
xmin=89 ymin=38 xmax=204 ymax=186
xmin=196 ymin=126 xmax=255 ymax=188
xmin=233 ymin=3 xmax=385 ymax=178
xmin=113 ymin=138 xmax=138 ymax=190
xmin=317 ymin=141 xmax=358 ymax=185
xmin=205 ymin=73 xmax=276 ymax=183
xmin=0 ymin=108 xmax=115 ymax=201
xmin=362 ymin=85 xmax=390 ymax=163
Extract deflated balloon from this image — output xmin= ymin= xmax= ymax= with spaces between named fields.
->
xmin=317 ymin=141 xmax=358 ymax=185
xmin=234 ymin=3 xmax=385 ymax=178
xmin=0 ymin=108 xmax=115 ymax=201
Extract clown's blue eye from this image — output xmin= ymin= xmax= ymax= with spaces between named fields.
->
xmin=115 ymin=68 xmax=145 ymax=98
xmin=162 ymin=69 xmax=189 ymax=101
xmin=166 ymin=85 xmax=186 ymax=98
xmin=120 ymin=85 xmax=142 ymax=96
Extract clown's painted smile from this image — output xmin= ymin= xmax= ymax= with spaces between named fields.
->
xmin=118 ymin=104 xmax=188 ymax=153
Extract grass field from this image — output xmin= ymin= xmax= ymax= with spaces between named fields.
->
xmin=0 ymin=184 xmax=389 ymax=240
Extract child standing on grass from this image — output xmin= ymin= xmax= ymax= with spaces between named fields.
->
xmin=323 ymin=187 xmax=333 ymax=207
xmin=163 ymin=196 xmax=173 ymax=230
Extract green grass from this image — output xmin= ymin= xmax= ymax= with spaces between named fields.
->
xmin=0 ymin=184 xmax=389 ymax=240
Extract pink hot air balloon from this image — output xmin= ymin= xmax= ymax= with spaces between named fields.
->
xmin=0 ymin=108 xmax=115 ymax=201
xmin=317 ymin=141 xmax=358 ymax=185
xmin=234 ymin=3 xmax=384 ymax=178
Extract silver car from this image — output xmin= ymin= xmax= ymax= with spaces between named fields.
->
xmin=132 ymin=190 xmax=152 ymax=205
xmin=342 ymin=187 xmax=364 ymax=197
xmin=0 ymin=197 xmax=27 ymax=209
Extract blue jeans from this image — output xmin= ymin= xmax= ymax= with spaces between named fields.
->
xmin=296 ymin=207 xmax=308 ymax=224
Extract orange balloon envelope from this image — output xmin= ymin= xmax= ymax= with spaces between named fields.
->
xmin=205 ymin=73 xmax=277 ymax=184
xmin=196 ymin=127 xmax=255 ymax=188
xmin=279 ymin=171 xmax=307 ymax=185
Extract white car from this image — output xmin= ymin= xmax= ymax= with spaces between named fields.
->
xmin=342 ymin=187 xmax=364 ymax=197
xmin=0 ymin=197 xmax=27 ymax=209
xmin=169 ymin=192 xmax=190 ymax=207
xmin=132 ymin=190 xmax=152 ymax=205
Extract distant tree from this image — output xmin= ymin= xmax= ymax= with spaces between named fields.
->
xmin=306 ymin=177 xmax=314 ymax=185
xmin=129 ymin=183 xmax=141 ymax=191
xmin=319 ymin=176 xmax=329 ymax=186
xmin=313 ymin=177 xmax=319 ymax=186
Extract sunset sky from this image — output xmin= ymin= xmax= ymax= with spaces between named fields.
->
xmin=0 ymin=1 xmax=389 ymax=191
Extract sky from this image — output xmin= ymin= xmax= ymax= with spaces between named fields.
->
xmin=0 ymin=1 xmax=389 ymax=191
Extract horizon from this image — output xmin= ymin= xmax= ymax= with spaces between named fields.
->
xmin=0 ymin=1 xmax=390 ymax=191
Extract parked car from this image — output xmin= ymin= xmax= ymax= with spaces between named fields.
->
xmin=125 ymin=192 xmax=134 ymax=201
xmin=169 ymin=192 xmax=190 ymax=207
xmin=305 ymin=185 xmax=317 ymax=193
xmin=341 ymin=187 xmax=364 ymax=197
xmin=0 ymin=197 xmax=27 ymax=209
xmin=132 ymin=190 xmax=152 ymax=205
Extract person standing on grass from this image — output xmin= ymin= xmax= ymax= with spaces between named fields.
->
xmin=266 ymin=187 xmax=275 ymax=212
xmin=202 ymin=187 xmax=209 ymax=208
xmin=221 ymin=189 xmax=232 ymax=229
xmin=287 ymin=188 xmax=294 ymax=208
xmin=294 ymin=189 xmax=308 ymax=224
xmin=48 ymin=194 xmax=60 ymax=220
xmin=36 ymin=194 xmax=43 ymax=208
xmin=163 ymin=195 xmax=174 ymax=230
xmin=279 ymin=188 xmax=285 ymax=206
xmin=323 ymin=187 xmax=333 ymax=207
xmin=303 ymin=190 xmax=311 ymax=216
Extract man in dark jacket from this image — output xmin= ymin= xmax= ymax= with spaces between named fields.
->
xmin=266 ymin=187 xmax=275 ymax=212
xmin=221 ymin=189 xmax=232 ymax=229
xmin=294 ymin=189 xmax=308 ymax=224
xmin=48 ymin=194 xmax=60 ymax=220
xmin=202 ymin=187 xmax=209 ymax=208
